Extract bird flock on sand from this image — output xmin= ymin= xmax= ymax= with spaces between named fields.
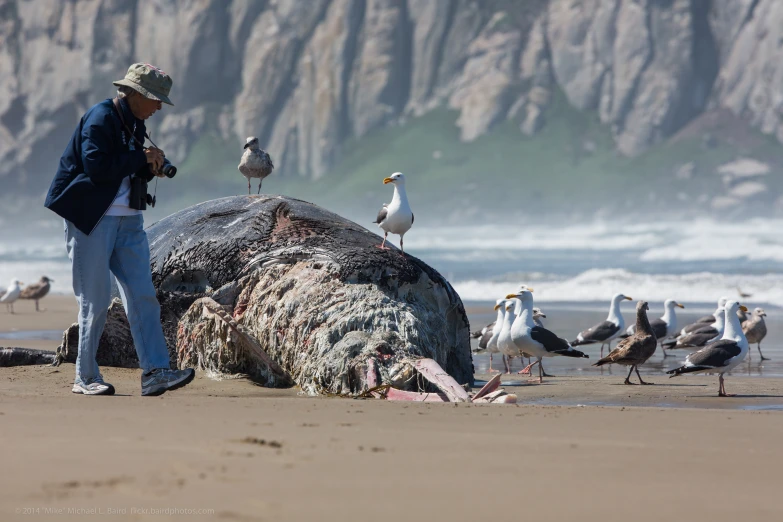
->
xmin=472 ymin=290 xmax=770 ymax=397
xmin=0 ymin=276 xmax=53 ymax=314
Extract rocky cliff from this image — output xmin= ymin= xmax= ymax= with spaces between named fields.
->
xmin=1 ymin=0 xmax=781 ymax=193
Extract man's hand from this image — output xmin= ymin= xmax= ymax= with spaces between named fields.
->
xmin=144 ymin=147 xmax=164 ymax=173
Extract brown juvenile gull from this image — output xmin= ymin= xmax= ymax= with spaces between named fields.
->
xmin=593 ymin=300 xmax=657 ymax=385
xmin=667 ymin=301 xmax=749 ymax=397
xmin=624 ymin=299 xmax=684 ymax=357
xmin=373 ymin=172 xmax=413 ymax=253
xmin=20 ymin=276 xmax=53 ymax=312
xmin=571 ymin=293 xmax=632 ymax=357
xmin=742 ymin=308 xmax=768 ymax=361
xmin=238 ymin=136 xmax=274 ymax=194
xmin=0 ymin=279 xmax=23 ymax=314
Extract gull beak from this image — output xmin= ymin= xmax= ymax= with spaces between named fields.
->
xmin=540 ymin=313 xmax=547 ymax=318
xmin=505 ymin=293 xmax=520 ymax=299
xmin=243 ymin=142 xmax=251 ymax=149
xmin=493 ymin=303 xmax=501 ymax=311
xmin=740 ymin=305 xmax=748 ymax=312
xmin=625 ymin=296 xmax=632 ymax=300
xmin=677 ymin=303 xmax=685 ymax=309
xmin=383 ymin=177 xmax=394 ymax=184
xmin=528 ymin=287 xmax=534 ymax=293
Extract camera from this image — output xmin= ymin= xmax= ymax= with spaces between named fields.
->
xmin=160 ymin=158 xmax=177 ymax=178
xmin=129 ymin=176 xmax=155 ymax=210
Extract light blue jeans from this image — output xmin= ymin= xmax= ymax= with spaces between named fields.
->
xmin=65 ymin=216 xmax=171 ymax=385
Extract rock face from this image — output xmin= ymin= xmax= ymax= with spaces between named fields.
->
xmin=1 ymin=0 xmax=781 ymax=190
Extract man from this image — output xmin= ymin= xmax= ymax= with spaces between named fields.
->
xmin=44 ymin=63 xmax=195 ymax=396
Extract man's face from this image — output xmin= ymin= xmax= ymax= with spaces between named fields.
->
xmin=128 ymin=92 xmax=162 ymax=120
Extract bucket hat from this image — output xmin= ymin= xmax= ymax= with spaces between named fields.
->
xmin=113 ymin=63 xmax=174 ymax=106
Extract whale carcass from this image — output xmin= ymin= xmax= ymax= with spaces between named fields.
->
xmin=53 ymin=196 xmax=478 ymax=398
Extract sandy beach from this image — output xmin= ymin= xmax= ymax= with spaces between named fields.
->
xmin=2 ymin=295 xmax=783 ymax=521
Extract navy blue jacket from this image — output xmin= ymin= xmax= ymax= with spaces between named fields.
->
xmin=44 ymin=98 xmax=153 ymax=235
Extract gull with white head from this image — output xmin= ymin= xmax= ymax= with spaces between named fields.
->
xmin=571 ymin=293 xmax=633 ymax=357
xmin=505 ymin=288 xmax=589 ymax=383
xmin=667 ymin=301 xmax=749 ymax=397
xmin=373 ymin=172 xmax=413 ymax=253
xmin=1 ymin=279 xmax=24 ymax=314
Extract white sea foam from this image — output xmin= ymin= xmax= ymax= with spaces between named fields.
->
xmin=453 ymin=268 xmax=783 ymax=307
xmin=408 ymin=217 xmax=783 ymax=262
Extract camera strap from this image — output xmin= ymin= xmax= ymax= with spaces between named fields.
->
xmin=112 ymin=97 xmax=159 ymax=206
xmin=112 ymin=97 xmax=146 ymax=150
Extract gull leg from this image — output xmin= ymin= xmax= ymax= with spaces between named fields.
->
xmin=35 ymin=299 xmax=40 ymax=312
xmin=540 ymin=359 xmax=554 ymax=378
xmin=518 ymin=359 xmax=536 ymax=375
xmin=758 ymin=343 xmax=770 ymax=361
xmin=503 ymin=355 xmax=511 ymax=374
xmin=247 ymin=178 xmax=251 ymax=195
xmin=624 ymin=365 xmax=637 ymax=385
xmin=377 ymin=233 xmax=389 ymax=250
xmin=400 ymin=236 xmax=404 ymax=254
xmin=600 ymin=343 xmax=605 ymax=358
xmin=538 ymin=358 xmax=544 ymax=384
xmin=635 ymin=366 xmax=653 ymax=385
xmin=487 ymin=353 xmax=499 ymax=374
xmin=257 ymin=180 xmax=262 ymax=195
xmin=718 ymin=374 xmax=735 ymax=397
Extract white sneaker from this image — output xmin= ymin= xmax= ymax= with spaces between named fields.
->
xmin=72 ymin=379 xmax=115 ymax=395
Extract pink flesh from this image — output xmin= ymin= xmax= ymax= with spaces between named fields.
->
xmin=366 ymin=359 xmax=378 ymax=389
xmin=472 ymin=373 xmax=501 ymax=401
xmin=413 ymin=358 xmax=470 ymax=402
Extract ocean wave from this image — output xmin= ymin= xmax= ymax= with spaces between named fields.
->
xmin=453 ymin=268 xmax=783 ymax=307
xmin=406 ymin=218 xmax=783 ymax=263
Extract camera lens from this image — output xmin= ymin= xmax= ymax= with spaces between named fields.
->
xmin=161 ymin=159 xmax=177 ymax=178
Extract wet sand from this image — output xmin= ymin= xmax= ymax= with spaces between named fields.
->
xmin=2 ymin=296 xmax=783 ymax=520
xmin=0 ymin=294 xmax=76 ymax=351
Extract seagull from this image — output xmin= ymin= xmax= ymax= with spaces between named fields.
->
xmin=238 ymin=136 xmax=274 ymax=194
xmin=571 ymin=293 xmax=633 ymax=357
xmin=373 ymin=172 xmax=413 ymax=253
xmin=532 ymin=307 xmax=546 ymax=328
xmin=593 ymin=300 xmax=658 ymax=385
xmin=737 ymin=286 xmax=752 ymax=299
xmin=0 ymin=279 xmax=23 ymax=314
xmin=471 ymin=299 xmax=510 ymax=374
xmin=497 ymin=300 xmax=522 ymax=374
xmin=667 ymin=301 xmax=749 ymax=397
xmin=662 ymin=308 xmax=725 ymax=352
xmin=680 ymin=297 xmax=728 ymax=336
xmin=506 ymin=306 xmax=544 ymax=373
xmin=624 ymin=299 xmax=684 ymax=357
xmin=20 ymin=276 xmax=53 ymax=312
xmin=742 ymin=308 xmax=768 ymax=361
xmin=506 ymin=289 xmax=588 ymax=383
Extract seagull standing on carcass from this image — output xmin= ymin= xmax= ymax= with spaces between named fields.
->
xmin=373 ymin=172 xmax=413 ymax=253
xmin=238 ymin=136 xmax=274 ymax=195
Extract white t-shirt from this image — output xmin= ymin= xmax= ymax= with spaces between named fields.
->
xmin=106 ymin=121 xmax=142 ymax=217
